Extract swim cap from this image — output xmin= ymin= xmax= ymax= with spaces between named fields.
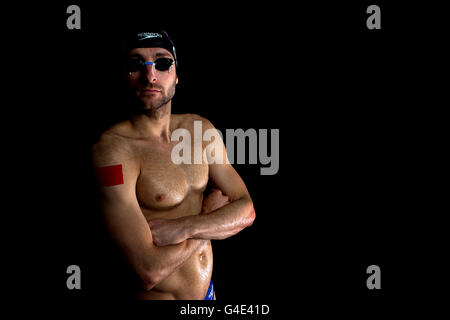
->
xmin=122 ymin=30 xmax=178 ymax=67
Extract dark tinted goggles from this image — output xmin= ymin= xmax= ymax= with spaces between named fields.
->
xmin=127 ymin=57 xmax=175 ymax=73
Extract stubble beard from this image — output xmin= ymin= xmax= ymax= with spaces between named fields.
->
xmin=137 ymin=79 xmax=176 ymax=119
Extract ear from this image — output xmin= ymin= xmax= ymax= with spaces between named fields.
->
xmin=176 ymin=76 xmax=179 ymax=85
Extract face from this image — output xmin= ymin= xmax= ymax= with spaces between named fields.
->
xmin=124 ymin=47 xmax=178 ymax=111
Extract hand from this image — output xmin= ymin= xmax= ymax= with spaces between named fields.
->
xmin=148 ymin=218 xmax=188 ymax=246
xmin=201 ymin=188 xmax=231 ymax=214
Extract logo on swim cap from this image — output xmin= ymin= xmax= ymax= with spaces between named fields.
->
xmin=137 ymin=32 xmax=163 ymax=41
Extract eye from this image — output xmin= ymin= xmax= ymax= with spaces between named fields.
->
xmin=154 ymin=58 xmax=174 ymax=71
xmin=127 ymin=58 xmax=144 ymax=72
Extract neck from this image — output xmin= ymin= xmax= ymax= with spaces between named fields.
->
xmin=130 ymin=102 xmax=172 ymax=142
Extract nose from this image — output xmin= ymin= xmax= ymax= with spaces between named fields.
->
xmin=143 ymin=62 xmax=157 ymax=83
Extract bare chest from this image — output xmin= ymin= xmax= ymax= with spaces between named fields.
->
xmin=135 ymin=142 xmax=208 ymax=210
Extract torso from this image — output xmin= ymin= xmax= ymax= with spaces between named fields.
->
xmin=106 ymin=113 xmax=212 ymax=300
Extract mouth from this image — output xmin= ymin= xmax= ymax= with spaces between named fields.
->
xmin=139 ymin=88 xmax=162 ymax=94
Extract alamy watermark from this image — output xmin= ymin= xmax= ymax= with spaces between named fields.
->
xmin=171 ymin=121 xmax=279 ymax=175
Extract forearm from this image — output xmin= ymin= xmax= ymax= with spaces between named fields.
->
xmin=185 ymin=196 xmax=255 ymax=240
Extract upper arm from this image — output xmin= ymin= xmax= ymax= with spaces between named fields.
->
xmin=200 ymin=117 xmax=251 ymax=202
xmin=92 ymin=137 xmax=156 ymax=285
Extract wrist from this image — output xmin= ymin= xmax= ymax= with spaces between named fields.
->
xmin=182 ymin=214 xmax=205 ymax=239
xmin=179 ymin=215 xmax=195 ymax=239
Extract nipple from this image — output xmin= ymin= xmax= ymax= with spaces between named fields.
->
xmin=155 ymin=194 xmax=165 ymax=202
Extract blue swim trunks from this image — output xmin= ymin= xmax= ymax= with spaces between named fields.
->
xmin=204 ymin=280 xmax=214 ymax=300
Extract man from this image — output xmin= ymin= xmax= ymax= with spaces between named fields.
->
xmin=92 ymin=30 xmax=255 ymax=300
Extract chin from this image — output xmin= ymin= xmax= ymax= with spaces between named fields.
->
xmin=141 ymin=100 xmax=166 ymax=112
xmin=138 ymin=97 xmax=158 ymax=109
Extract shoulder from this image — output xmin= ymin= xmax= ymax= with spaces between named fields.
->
xmin=92 ymin=130 xmax=134 ymax=167
xmin=172 ymin=113 xmax=215 ymax=132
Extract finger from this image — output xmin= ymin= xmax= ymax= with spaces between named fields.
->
xmin=148 ymin=218 xmax=166 ymax=228
xmin=148 ymin=220 xmax=159 ymax=228
xmin=152 ymin=234 xmax=167 ymax=246
xmin=210 ymin=188 xmax=223 ymax=196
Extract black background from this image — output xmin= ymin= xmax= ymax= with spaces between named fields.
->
xmin=4 ymin=0 xmax=447 ymax=317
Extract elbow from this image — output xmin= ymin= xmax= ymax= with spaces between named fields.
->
xmin=244 ymin=202 xmax=256 ymax=227
xmin=140 ymin=268 xmax=162 ymax=291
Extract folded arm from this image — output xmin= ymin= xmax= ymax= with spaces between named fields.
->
xmin=99 ymin=189 xmax=205 ymax=291
xmin=184 ymin=171 xmax=255 ymax=240
xmin=92 ymin=137 xmax=205 ymax=291
xmin=149 ymin=118 xmax=256 ymax=246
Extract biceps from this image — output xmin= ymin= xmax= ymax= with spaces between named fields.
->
xmin=208 ymin=163 xmax=250 ymax=200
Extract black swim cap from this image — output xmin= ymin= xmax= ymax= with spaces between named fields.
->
xmin=122 ymin=30 xmax=178 ymax=67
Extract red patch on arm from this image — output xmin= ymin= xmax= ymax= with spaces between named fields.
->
xmin=95 ymin=164 xmax=124 ymax=187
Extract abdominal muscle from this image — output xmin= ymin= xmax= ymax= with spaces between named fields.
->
xmin=136 ymin=192 xmax=214 ymax=300
xmin=137 ymin=241 xmax=213 ymax=300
